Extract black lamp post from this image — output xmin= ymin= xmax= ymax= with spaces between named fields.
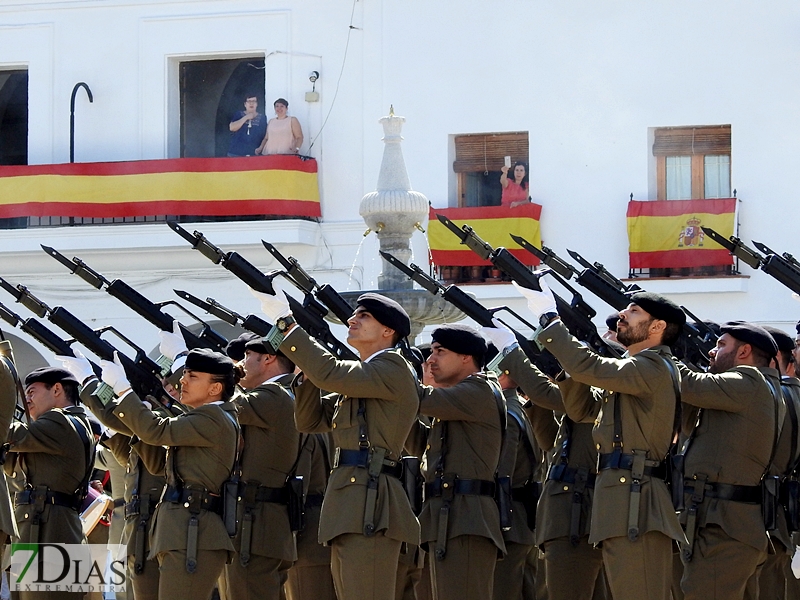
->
xmin=70 ymin=82 xmax=93 ymax=163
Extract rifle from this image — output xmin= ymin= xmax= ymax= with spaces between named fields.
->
xmin=512 ymin=236 xmax=716 ymax=370
xmin=434 ymin=219 xmax=621 ymax=359
xmin=261 ymin=240 xmax=355 ymax=326
xmin=41 ymin=245 xmax=227 ymax=352
xmin=703 ymin=227 xmax=800 ymax=297
xmin=174 ymin=290 xmax=272 ymax=337
xmin=167 ymin=223 xmax=357 ymax=361
xmin=435 ymin=214 xmax=542 ymax=291
xmin=379 ymin=251 xmax=563 ymax=376
xmin=0 ymin=278 xmax=179 ymax=409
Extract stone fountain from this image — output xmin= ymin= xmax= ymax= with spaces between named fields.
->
xmin=339 ymin=108 xmax=464 ymax=341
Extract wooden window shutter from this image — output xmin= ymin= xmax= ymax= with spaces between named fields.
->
xmin=653 ymin=125 xmax=731 ymax=156
xmin=453 ymin=132 xmax=529 ymax=173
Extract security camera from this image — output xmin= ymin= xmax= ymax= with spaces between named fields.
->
xmin=309 ymin=71 xmax=319 ymax=83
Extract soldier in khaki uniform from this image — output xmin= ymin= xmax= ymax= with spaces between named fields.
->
xmin=254 ymin=290 xmax=420 ymax=600
xmin=59 ymin=349 xmax=180 ymax=600
xmin=97 ymin=348 xmax=240 ymax=600
xmin=416 ymin=324 xmax=505 ymax=600
xmin=756 ymin=326 xmax=800 ymax=599
xmin=507 ymin=284 xmax=687 ymax=600
xmin=7 ymin=367 xmax=96 ymax=600
xmin=677 ymin=322 xmax=783 ymax=600
xmin=0 ymin=341 xmax=20 ymax=547
xmin=224 ymin=335 xmax=300 ymax=600
xmin=284 ymin=431 xmax=336 ymax=600
xmin=485 ymin=340 xmax=605 ymax=600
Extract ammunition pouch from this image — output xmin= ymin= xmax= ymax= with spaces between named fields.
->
xmin=762 ymin=475 xmax=780 ymax=531
xmin=781 ymin=478 xmax=800 ymax=532
xmin=401 ymin=456 xmax=423 ymax=515
xmin=511 ymin=481 xmax=541 ymax=531
xmin=495 ymin=475 xmax=513 ymax=532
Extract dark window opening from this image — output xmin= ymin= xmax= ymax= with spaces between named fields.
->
xmin=0 ymin=70 xmax=28 ymax=229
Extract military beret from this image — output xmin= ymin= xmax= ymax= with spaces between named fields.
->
xmin=762 ymin=325 xmax=794 ymax=354
xmin=357 ymin=293 xmax=411 ymax=339
xmin=605 ymin=313 xmax=619 ymax=332
xmin=431 ymin=324 xmax=488 ymax=361
xmin=225 ymin=332 xmax=259 ymax=362
xmin=24 ymin=366 xmax=78 ymax=388
xmin=720 ymin=321 xmax=779 ymax=356
xmin=185 ymin=348 xmax=235 ymax=376
xmin=628 ymin=292 xmax=686 ymax=327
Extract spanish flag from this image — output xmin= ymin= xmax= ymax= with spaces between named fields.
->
xmin=627 ymin=199 xmax=736 ymax=269
xmin=0 ymin=155 xmax=321 ymax=219
xmin=428 ymin=204 xmax=542 ymax=266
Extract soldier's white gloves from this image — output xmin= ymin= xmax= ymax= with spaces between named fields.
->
xmin=480 ymin=318 xmax=517 ymax=352
xmin=250 ymin=288 xmax=291 ymax=322
xmin=100 ymin=352 xmax=132 ymax=396
xmin=513 ymin=279 xmax=557 ymax=320
xmin=159 ymin=321 xmax=188 ymax=361
xmin=57 ymin=349 xmax=95 ymax=384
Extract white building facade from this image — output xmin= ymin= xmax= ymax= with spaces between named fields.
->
xmin=0 ymin=0 xmax=798 ymax=370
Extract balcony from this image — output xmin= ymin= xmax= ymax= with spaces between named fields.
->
xmin=0 ymin=154 xmax=320 ymax=229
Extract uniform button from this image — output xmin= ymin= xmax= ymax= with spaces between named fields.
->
xmin=24 ymin=514 xmax=28 ymax=519
xmin=563 ymin=485 xmax=569 ymax=491
xmin=184 ymin=502 xmax=190 ymax=508
xmin=596 ymin=444 xmax=601 ymax=450
xmin=350 ymin=477 xmax=356 ymax=483
xmin=443 ymin=483 xmax=449 ymax=488
xmin=546 ymin=338 xmax=553 ymax=343
xmin=426 ymin=444 xmax=430 ymax=450
xmin=620 ymin=477 xmax=626 ymax=483
xmin=332 ymin=423 xmax=337 ymax=429
xmin=11 ymin=472 xmax=16 ymax=478
xmin=290 ymin=346 xmax=297 ymax=352
xmin=118 ymin=412 xmax=125 ymax=418
xmin=504 ymin=370 xmax=509 ymax=375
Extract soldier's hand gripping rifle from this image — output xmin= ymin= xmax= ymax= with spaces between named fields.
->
xmin=703 ymin=226 xmax=800 ymax=296
xmin=174 ymin=290 xmax=272 ymax=337
xmin=435 ymin=215 xmax=621 ymax=359
xmin=167 ymin=222 xmax=357 ymax=360
xmin=379 ymin=251 xmax=562 ymax=376
xmin=261 ymin=240 xmax=355 ymax=326
xmin=512 ymin=236 xmax=716 ymax=370
xmin=0 ymin=278 xmax=179 ymax=409
xmin=41 ymin=245 xmax=227 ymax=352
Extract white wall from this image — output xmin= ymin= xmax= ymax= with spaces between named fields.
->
xmin=1 ymin=0 xmax=800 ymax=367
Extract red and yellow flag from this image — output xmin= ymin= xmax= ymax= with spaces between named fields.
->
xmin=627 ymin=199 xmax=736 ymax=269
xmin=0 ymin=155 xmax=320 ymax=219
xmin=428 ymin=204 xmax=542 ymax=266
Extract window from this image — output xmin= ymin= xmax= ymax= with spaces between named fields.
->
xmin=180 ymin=57 xmax=265 ymax=158
xmin=654 ymin=125 xmax=731 ymax=201
xmin=452 ymin=132 xmax=528 ymax=207
xmin=0 ymin=69 xmax=29 ymax=229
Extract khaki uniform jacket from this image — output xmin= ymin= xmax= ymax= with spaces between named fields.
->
xmin=537 ymin=321 xmax=686 ymax=545
xmin=771 ymin=376 xmax=800 ymax=549
xmin=499 ymin=348 xmax=597 ymax=546
xmin=293 ymin=431 xmax=332 ymax=567
xmin=0 ymin=357 xmax=19 ymax=541
xmin=112 ymin=391 xmax=237 ymax=557
xmin=233 ymin=378 xmax=299 ymax=561
xmin=284 ymin=328 xmax=420 ymax=546
xmin=79 ymin=378 xmax=169 ymax=557
xmin=499 ymin=389 xmax=537 ymax=546
xmin=418 ymin=374 xmax=506 ymax=554
xmin=8 ymin=405 xmax=95 ymax=544
xmin=678 ymin=364 xmax=781 ymax=552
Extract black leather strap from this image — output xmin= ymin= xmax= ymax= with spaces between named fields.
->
xmin=15 ymin=489 xmax=80 ymax=511
xmin=333 ymin=448 xmax=402 ymax=478
xmin=547 ymin=464 xmax=597 ymax=487
xmin=683 ymin=481 xmax=761 ymax=504
xmin=598 ymin=452 xmax=666 ymax=479
xmin=162 ymin=485 xmax=223 ymax=515
xmin=425 ymin=477 xmax=495 ymax=498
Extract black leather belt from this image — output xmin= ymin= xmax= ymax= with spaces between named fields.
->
xmin=124 ymin=495 xmax=159 ymax=519
xmin=163 ymin=485 xmax=223 ymax=515
xmin=684 ymin=481 xmax=761 ymax=504
xmin=238 ymin=481 xmax=289 ymax=504
xmin=425 ymin=477 xmax=495 ymax=498
xmin=598 ymin=452 xmax=666 ymax=479
xmin=15 ymin=489 xmax=80 ymax=511
xmin=333 ymin=448 xmax=403 ymax=478
xmin=305 ymin=493 xmax=324 ymax=508
xmin=547 ymin=464 xmax=597 ymax=487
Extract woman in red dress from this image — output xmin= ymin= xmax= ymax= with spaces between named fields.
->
xmin=500 ymin=161 xmax=530 ymax=208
